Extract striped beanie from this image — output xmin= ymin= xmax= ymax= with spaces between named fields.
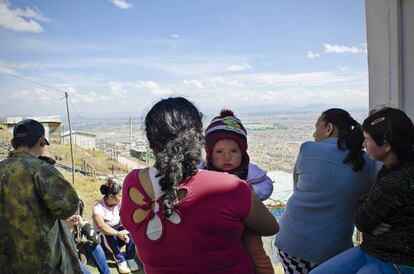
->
xmin=205 ymin=109 xmax=250 ymax=179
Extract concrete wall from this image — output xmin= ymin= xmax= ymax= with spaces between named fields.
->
xmin=401 ymin=0 xmax=414 ymax=117
xmin=62 ymin=133 xmax=96 ymax=149
xmin=7 ymin=122 xmax=60 ymax=143
xmin=366 ymin=0 xmax=414 ymax=119
xmin=48 ymin=123 xmax=61 ymax=144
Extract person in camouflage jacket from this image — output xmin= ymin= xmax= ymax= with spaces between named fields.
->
xmin=0 ymin=119 xmax=82 ymax=274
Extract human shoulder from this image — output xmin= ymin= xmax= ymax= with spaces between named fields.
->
xmin=380 ymin=163 xmax=414 ymax=187
xmin=247 ymin=163 xmax=267 ymax=181
xmin=93 ymin=199 xmax=106 ymax=214
xmin=93 ymin=199 xmax=105 ymax=209
xmin=297 ymin=141 xmax=318 ymax=156
xmin=123 ymin=169 xmax=139 ymax=187
xmin=196 ymin=169 xmax=249 ymax=189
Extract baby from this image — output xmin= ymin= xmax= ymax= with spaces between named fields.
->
xmin=203 ymin=109 xmax=275 ymax=274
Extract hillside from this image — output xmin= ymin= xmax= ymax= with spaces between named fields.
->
xmin=0 ymin=127 xmax=148 ymax=222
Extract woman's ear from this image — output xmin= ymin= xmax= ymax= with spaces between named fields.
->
xmin=326 ymin=122 xmax=334 ymax=136
xmin=383 ymin=141 xmax=392 ymax=152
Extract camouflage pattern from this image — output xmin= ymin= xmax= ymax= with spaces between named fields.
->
xmin=0 ymin=151 xmax=82 ymax=274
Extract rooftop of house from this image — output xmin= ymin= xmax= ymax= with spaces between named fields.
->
xmin=4 ymin=116 xmax=62 ymax=125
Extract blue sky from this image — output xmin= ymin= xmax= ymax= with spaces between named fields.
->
xmin=0 ymin=0 xmax=369 ymax=117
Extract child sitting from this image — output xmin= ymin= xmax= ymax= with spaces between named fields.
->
xmin=202 ymin=109 xmax=275 ymax=274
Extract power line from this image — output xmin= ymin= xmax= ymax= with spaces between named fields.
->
xmin=69 ymin=98 xmax=83 ymax=121
xmin=0 ymin=70 xmax=66 ymax=96
xmin=1 ymin=70 xmax=85 ymax=121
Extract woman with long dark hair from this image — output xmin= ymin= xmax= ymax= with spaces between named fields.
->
xmin=120 ymin=97 xmax=278 ymax=274
xmin=275 ymin=108 xmax=376 ymax=273
xmin=310 ymin=107 xmax=414 ymax=273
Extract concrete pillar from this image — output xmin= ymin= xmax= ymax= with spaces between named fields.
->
xmin=365 ymin=0 xmax=414 ymax=119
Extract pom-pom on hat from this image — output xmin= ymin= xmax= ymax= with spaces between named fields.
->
xmin=205 ymin=109 xmax=250 ymax=178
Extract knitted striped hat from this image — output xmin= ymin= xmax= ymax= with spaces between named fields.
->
xmin=205 ymin=109 xmax=249 ymax=178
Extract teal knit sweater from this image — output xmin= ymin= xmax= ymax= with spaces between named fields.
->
xmin=274 ymin=137 xmax=376 ymax=264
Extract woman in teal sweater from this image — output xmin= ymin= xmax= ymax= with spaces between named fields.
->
xmin=310 ymin=107 xmax=414 ymax=274
xmin=274 ymin=108 xmax=376 ymax=274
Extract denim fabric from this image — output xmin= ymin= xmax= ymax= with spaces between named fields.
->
xmin=101 ymin=227 xmax=136 ymax=263
xmin=79 ymin=261 xmax=91 ymax=274
xmin=310 ymin=247 xmax=414 ymax=274
xmin=81 ymin=243 xmax=111 ymax=274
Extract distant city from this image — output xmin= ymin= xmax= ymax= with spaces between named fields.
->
xmin=64 ymin=110 xmax=369 ymax=173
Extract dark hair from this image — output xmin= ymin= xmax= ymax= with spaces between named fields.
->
xmin=321 ymin=108 xmax=365 ymax=171
xmin=145 ymin=97 xmax=203 ymax=217
xmin=363 ymin=107 xmax=414 ymax=163
xmin=100 ymin=178 xmax=122 ymax=197
xmin=78 ymin=199 xmax=84 ymax=217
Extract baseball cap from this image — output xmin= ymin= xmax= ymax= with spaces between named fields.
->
xmin=13 ymin=119 xmax=50 ymax=145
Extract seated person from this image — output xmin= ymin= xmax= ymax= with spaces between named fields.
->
xmin=68 ymin=200 xmax=110 ymax=274
xmin=65 ymin=212 xmax=91 ymax=274
xmin=93 ymin=178 xmax=139 ymax=274
xmin=310 ymin=107 xmax=414 ymax=274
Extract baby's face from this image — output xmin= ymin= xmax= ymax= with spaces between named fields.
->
xmin=211 ymin=139 xmax=242 ymax=172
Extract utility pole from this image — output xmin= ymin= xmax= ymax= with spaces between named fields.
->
xmin=129 ymin=116 xmax=132 ymax=152
xmin=65 ymin=92 xmax=75 ymax=185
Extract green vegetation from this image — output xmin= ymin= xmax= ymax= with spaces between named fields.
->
xmin=45 ymin=144 xmax=129 ymax=175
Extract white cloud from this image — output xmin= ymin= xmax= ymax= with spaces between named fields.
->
xmin=324 ymin=43 xmax=362 ymax=54
xmin=306 ymin=51 xmax=320 ymax=59
xmin=227 ymin=63 xmax=252 ymax=72
xmin=11 ymin=86 xmax=112 ymax=106
xmin=66 ymin=87 xmax=99 ymax=104
xmin=182 ymin=79 xmax=204 ymax=89
xmin=209 ymin=76 xmax=244 ymax=87
xmin=15 ymin=63 xmax=45 ymax=70
xmin=0 ymin=60 xmax=16 ymax=74
xmin=12 ymin=88 xmax=60 ymax=105
xmin=108 ymin=81 xmax=127 ymax=95
xmin=0 ymin=0 xmax=49 ymax=33
xmin=179 ymin=70 xmax=362 ymax=93
xmin=361 ymin=43 xmax=368 ymax=54
xmin=243 ymin=71 xmax=354 ymax=86
xmin=133 ymin=81 xmax=173 ymax=96
xmin=111 ymin=0 xmax=134 ymax=9
xmin=174 ymin=69 xmax=368 ymax=109
xmin=170 ymin=33 xmax=180 ymax=39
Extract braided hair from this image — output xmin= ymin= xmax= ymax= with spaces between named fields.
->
xmin=321 ymin=108 xmax=365 ymax=171
xmin=145 ymin=97 xmax=204 ymax=217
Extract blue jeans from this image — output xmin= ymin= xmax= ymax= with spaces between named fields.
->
xmin=101 ymin=227 xmax=136 ymax=263
xmin=80 ymin=242 xmax=111 ymax=274
xmin=310 ymin=247 xmax=414 ymax=274
xmin=79 ymin=261 xmax=91 ymax=274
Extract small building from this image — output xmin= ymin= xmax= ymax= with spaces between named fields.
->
xmin=61 ymin=131 xmax=96 ymax=149
xmin=4 ymin=116 xmax=62 ymax=144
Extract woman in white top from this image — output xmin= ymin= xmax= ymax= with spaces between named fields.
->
xmin=92 ymin=178 xmax=138 ymax=274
